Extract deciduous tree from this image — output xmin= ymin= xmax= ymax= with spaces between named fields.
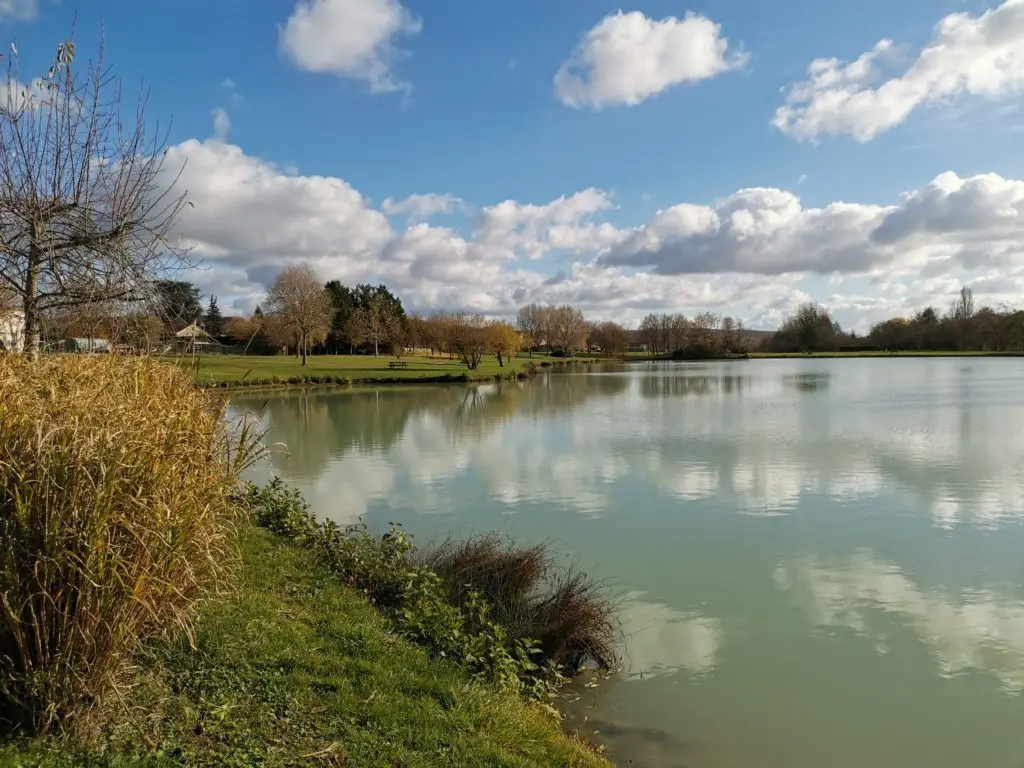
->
xmin=264 ymin=264 xmax=333 ymax=365
xmin=447 ymin=313 xmax=489 ymax=370
xmin=0 ymin=40 xmax=189 ymax=359
xmin=516 ymin=304 xmax=545 ymax=356
xmin=488 ymin=321 xmax=522 ymax=366
xmin=358 ymin=288 xmax=401 ymax=357
xmin=548 ymin=305 xmax=587 ymax=354
xmin=225 ymin=312 xmax=265 ymax=354
xmin=593 ymin=321 xmax=629 ymax=355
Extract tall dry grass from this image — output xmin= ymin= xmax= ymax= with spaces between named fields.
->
xmin=0 ymin=355 xmax=261 ymax=734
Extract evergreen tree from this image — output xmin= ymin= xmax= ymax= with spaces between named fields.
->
xmin=153 ymin=280 xmax=202 ymax=326
xmin=205 ymin=295 xmax=224 ymax=337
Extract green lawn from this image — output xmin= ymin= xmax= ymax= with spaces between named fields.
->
xmin=169 ymin=352 xmax=581 ymax=387
xmin=0 ymin=530 xmax=607 ymax=768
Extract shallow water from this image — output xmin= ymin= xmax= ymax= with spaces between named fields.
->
xmin=232 ymin=358 xmax=1024 ymax=767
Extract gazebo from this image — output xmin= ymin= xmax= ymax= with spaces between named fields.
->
xmin=174 ymin=322 xmax=221 ymax=354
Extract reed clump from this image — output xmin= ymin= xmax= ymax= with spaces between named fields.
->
xmin=419 ymin=535 xmax=619 ymax=673
xmin=0 ymin=355 xmax=261 ymax=735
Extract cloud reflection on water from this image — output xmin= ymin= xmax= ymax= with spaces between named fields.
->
xmin=234 ymin=361 xmax=1024 ymax=529
xmin=775 ymin=550 xmax=1024 ymax=692
xmin=618 ymin=591 xmax=723 ymax=680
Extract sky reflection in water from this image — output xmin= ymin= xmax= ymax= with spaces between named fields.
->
xmin=232 ymin=358 xmax=1024 ymax=768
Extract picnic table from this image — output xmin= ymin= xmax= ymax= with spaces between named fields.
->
xmin=388 ymin=360 xmax=409 ymax=369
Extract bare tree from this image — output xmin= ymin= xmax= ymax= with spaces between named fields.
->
xmin=548 ymin=305 xmax=587 ymax=354
xmin=691 ymin=312 xmax=720 ymax=348
xmin=0 ymin=40 xmax=189 ymax=359
xmin=360 ymin=289 xmax=400 ymax=357
xmin=264 ymin=264 xmax=333 ymax=365
xmin=516 ymin=303 xmax=545 ymax=356
xmin=345 ymin=308 xmax=368 ymax=350
xmin=447 ymin=313 xmax=489 ymax=370
xmin=949 ymin=285 xmax=976 ymax=351
xmin=593 ymin=320 xmax=629 ymax=355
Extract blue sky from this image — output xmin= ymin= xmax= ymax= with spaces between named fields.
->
xmin=5 ymin=0 xmax=1024 ymax=330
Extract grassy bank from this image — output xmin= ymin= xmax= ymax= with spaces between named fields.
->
xmin=1 ymin=528 xmax=607 ymax=767
xmin=0 ymin=356 xmax=612 ymax=766
xmin=169 ymin=352 xmax=602 ymax=389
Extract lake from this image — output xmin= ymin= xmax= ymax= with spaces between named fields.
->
xmin=231 ymin=358 xmax=1024 ymax=768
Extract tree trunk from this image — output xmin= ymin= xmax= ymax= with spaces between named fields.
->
xmin=496 ymin=352 xmax=504 ymax=367
xmin=373 ymin=336 xmax=378 ymax=357
xmin=301 ymin=332 xmax=308 ymax=366
xmin=23 ymin=243 xmax=42 ymax=361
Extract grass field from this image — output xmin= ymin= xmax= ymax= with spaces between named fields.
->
xmin=169 ymin=352 xmax=587 ymax=387
xmin=1 ymin=529 xmax=608 ymax=767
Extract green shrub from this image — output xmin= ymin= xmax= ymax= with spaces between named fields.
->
xmin=0 ymin=355 xmax=263 ymax=734
xmin=241 ymin=479 xmax=616 ymax=700
xmin=419 ymin=535 xmax=618 ymax=672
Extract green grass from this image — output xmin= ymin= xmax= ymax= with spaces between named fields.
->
xmin=168 ymin=353 xmax=592 ymax=388
xmin=0 ymin=529 xmax=607 ymax=767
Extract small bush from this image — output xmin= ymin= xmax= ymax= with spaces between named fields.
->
xmin=242 ymin=480 xmax=617 ymax=698
xmin=0 ymin=355 xmax=263 ymax=734
xmin=419 ymin=536 xmax=618 ymax=673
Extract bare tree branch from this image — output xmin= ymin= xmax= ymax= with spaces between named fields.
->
xmin=0 ymin=36 xmax=190 ymax=358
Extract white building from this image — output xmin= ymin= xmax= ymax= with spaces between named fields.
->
xmin=0 ymin=309 xmax=25 ymax=353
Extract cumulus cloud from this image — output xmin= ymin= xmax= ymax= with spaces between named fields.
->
xmin=381 ymin=193 xmax=466 ymax=223
xmin=164 ymin=138 xmax=393 ymax=279
xmin=555 ymin=11 xmax=746 ymax=109
xmin=159 ymin=136 xmax=1024 ymax=328
xmin=279 ymin=0 xmax=421 ymax=94
xmin=601 ymin=172 xmax=1024 ymax=278
xmin=775 ymin=0 xmax=1024 ymax=141
xmin=472 ymin=187 xmax=621 ymax=260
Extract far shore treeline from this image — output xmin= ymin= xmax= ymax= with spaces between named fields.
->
xmin=6 ymin=262 xmax=1023 ymax=365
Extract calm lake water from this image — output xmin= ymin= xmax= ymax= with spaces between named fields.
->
xmin=231 ymin=358 xmax=1024 ymax=768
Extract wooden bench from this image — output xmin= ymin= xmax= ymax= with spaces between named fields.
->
xmin=388 ymin=360 xmax=409 ymax=369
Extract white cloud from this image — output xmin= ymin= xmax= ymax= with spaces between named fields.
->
xmin=555 ymin=10 xmax=746 ymax=109
xmin=381 ymin=193 xmax=466 ymax=223
xmin=159 ymin=135 xmax=1024 ymax=328
xmin=602 ymin=171 xmax=1024 ymax=278
xmin=0 ymin=0 xmax=37 ymax=21
xmin=280 ymin=0 xmax=421 ymax=94
xmin=164 ymin=138 xmax=393 ymax=284
xmin=473 ymin=187 xmax=619 ymax=260
xmin=211 ymin=107 xmax=230 ymax=140
xmin=775 ymin=0 xmax=1024 ymax=141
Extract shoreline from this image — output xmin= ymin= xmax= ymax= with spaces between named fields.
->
xmin=196 ymin=357 xmax=605 ymax=392
xmin=194 ymin=350 xmax=1024 ymax=393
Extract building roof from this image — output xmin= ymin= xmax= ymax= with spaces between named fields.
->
xmin=175 ymin=321 xmax=217 ymax=341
